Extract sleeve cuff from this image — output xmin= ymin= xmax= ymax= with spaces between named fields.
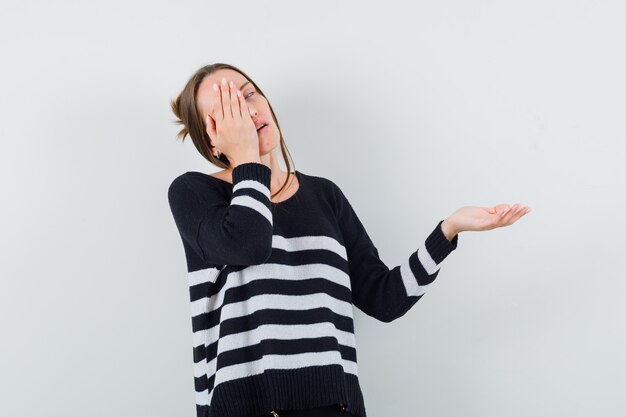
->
xmin=232 ymin=162 xmax=272 ymax=188
xmin=424 ymin=219 xmax=459 ymax=264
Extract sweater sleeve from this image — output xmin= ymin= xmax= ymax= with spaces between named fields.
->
xmin=167 ymin=162 xmax=274 ymax=266
xmin=334 ymin=184 xmax=459 ymax=322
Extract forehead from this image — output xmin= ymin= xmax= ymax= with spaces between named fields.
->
xmin=197 ymin=70 xmax=251 ymax=114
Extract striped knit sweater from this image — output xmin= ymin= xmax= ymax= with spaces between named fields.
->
xmin=167 ymin=162 xmax=459 ymax=417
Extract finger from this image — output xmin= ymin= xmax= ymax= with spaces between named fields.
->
xmin=498 ymin=203 xmax=515 ymax=217
xmin=229 ymin=80 xmax=241 ymax=119
xmin=497 ymin=204 xmax=511 ymax=217
xmin=212 ymin=83 xmax=223 ymax=121
xmin=235 ymin=89 xmax=244 ymax=118
xmin=220 ymin=77 xmax=232 ymax=119
xmin=238 ymin=85 xmax=251 ymax=120
xmin=498 ymin=203 xmax=519 ymax=223
xmin=498 ymin=203 xmax=513 ymax=223
xmin=511 ymin=206 xmax=531 ymax=222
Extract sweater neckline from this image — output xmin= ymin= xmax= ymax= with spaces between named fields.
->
xmin=201 ymin=169 xmax=303 ymax=206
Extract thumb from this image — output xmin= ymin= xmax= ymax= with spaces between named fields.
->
xmin=494 ymin=204 xmax=510 ymax=215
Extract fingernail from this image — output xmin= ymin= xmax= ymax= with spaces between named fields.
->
xmin=213 ymin=83 xmax=218 ymax=91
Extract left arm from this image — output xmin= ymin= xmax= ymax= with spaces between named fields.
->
xmin=334 ymin=185 xmax=459 ymax=323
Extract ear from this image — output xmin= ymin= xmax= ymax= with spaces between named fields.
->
xmin=206 ymin=113 xmax=216 ymax=129
xmin=205 ymin=113 xmax=217 ymax=139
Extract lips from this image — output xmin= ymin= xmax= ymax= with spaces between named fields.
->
xmin=255 ymin=121 xmax=268 ymax=135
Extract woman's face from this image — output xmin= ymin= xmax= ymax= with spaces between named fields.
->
xmin=197 ymin=69 xmax=280 ymax=159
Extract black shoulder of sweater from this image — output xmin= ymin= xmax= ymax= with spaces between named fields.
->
xmin=168 ymin=162 xmax=275 ymax=266
xmin=170 ymin=167 xmax=343 ymax=210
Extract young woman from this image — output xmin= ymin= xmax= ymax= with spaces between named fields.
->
xmin=168 ymin=63 xmax=530 ymax=417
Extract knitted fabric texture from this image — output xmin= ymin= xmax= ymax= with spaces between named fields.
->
xmin=167 ymin=162 xmax=459 ymax=417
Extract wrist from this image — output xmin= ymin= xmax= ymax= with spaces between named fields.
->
xmin=440 ymin=218 xmax=458 ymax=242
xmin=232 ymin=156 xmax=262 ymax=168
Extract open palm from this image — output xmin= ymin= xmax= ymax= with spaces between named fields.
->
xmin=449 ymin=203 xmax=531 ymax=233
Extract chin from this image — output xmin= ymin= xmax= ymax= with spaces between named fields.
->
xmin=258 ymin=135 xmax=280 ymax=155
xmin=259 ymin=145 xmax=279 ymax=157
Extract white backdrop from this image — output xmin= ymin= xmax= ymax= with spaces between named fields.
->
xmin=1 ymin=1 xmax=625 ymax=416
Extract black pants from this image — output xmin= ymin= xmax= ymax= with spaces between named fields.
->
xmin=256 ymin=404 xmax=352 ymax=417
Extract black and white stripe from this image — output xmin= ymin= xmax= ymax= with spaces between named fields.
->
xmin=168 ymin=162 xmax=459 ymax=417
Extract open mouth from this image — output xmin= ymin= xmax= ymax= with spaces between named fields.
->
xmin=256 ymin=123 xmax=268 ymax=133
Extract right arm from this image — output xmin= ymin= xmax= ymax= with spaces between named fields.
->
xmin=167 ymin=162 xmax=273 ymax=266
